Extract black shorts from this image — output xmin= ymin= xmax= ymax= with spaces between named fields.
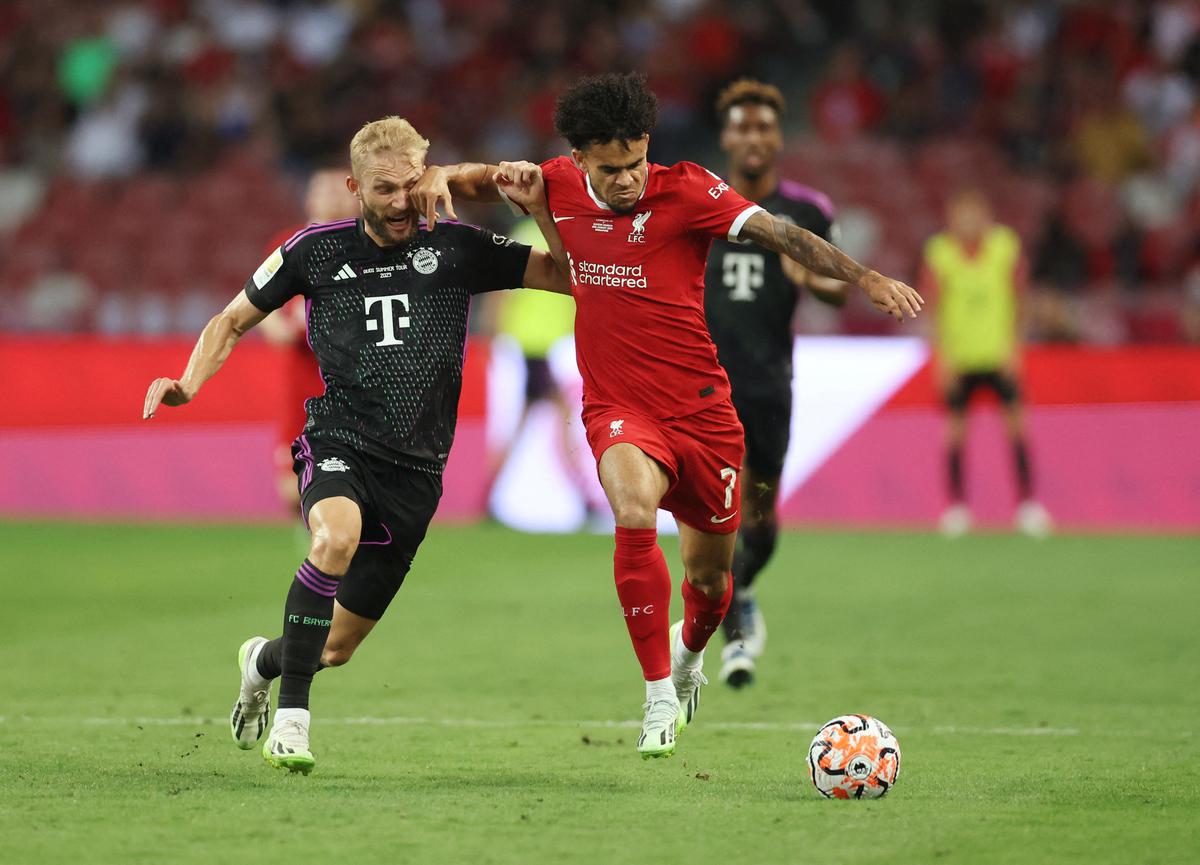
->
xmin=524 ymin=356 xmax=557 ymax=403
xmin=731 ymin=389 xmax=792 ymax=478
xmin=292 ymin=437 xmax=442 ymax=620
xmin=945 ymin=370 xmax=1020 ymax=412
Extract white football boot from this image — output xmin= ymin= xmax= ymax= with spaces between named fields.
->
xmin=1015 ymin=500 xmax=1053 ymax=538
xmin=939 ymin=503 xmax=972 ymax=537
xmin=262 ymin=708 xmax=315 ymax=774
xmin=718 ymin=641 xmax=755 ymax=689
xmin=637 ymin=695 xmax=679 ymax=759
xmin=230 ymin=636 xmax=271 ymax=750
xmin=669 ymin=620 xmax=708 ymax=734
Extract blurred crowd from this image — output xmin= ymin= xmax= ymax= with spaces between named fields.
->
xmin=1 ymin=0 xmax=1198 ymax=342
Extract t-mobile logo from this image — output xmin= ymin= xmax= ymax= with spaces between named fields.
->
xmin=723 ymin=252 xmax=764 ymax=301
xmin=364 ymin=294 xmax=411 ymax=346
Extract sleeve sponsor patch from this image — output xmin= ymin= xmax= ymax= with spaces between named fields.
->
xmin=252 ymin=247 xmax=284 ymax=289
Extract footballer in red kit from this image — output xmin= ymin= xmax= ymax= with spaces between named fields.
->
xmin=414 ymin=73 xmax=923 ymax=759
xmin=540 ymin=154 xmax=758 ymax=533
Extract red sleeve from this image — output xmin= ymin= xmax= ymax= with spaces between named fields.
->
xmin=673 ymin=161 xmax=764 ymax=241
xmin=539 ymin=156 xmax=574 ymax=207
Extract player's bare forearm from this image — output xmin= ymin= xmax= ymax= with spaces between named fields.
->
xmin=525 ymin=204 xmax=572 ymax=295
xmin=440 ymin=163 xmax=502 ymax=202
xmin=143 ymin=293 xmax=266 ymax=418
xmin=415 ymin=163 xmax=503 ymax=227
xmin=743 ymin=211 xmax=865 ymax=282
xmin=741 ymin=212 xmax=923 ymax=320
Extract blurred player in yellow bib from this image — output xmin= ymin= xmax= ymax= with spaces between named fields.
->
xmin=920 ymin=189 xmax=1051 ymax=537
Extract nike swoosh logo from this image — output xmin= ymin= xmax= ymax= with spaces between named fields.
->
xmin=710 ymin=512 xmax=738 ymax=524
xmin=553 ymin=215 xmax=574 ymax=223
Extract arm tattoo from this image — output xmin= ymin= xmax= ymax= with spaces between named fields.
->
xmin=741 ymin=211 xmax=868 ymax=283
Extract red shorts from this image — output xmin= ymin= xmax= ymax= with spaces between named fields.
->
xmin=583 ymin=400 xmax=745 ymax=534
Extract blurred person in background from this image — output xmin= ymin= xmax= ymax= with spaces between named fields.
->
xmin=259 ymin=167 xmax=361 ymax=508
xmin=919 ymin=188 xmax=1051 ymax=538
xmin=702 ymin=79 xmax=846 ymax=690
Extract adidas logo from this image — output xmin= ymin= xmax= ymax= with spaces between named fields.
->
xmin=332 ymin=263 xmax=357 ymax=281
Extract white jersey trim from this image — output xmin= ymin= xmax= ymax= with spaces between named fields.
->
xmin=496 ymin=186 xmax=528 ymax=217
xmin=728 ymin=204 xmax=765 ymax=242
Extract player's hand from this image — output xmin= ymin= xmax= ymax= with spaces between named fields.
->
xmin=143 ymin=377 xmax=194 ymax=419
xmin=859 ymin=271 xmax=924 ymax=321
xmin=412 ymin=166 xmax=458 ymax=229
xmin=493 ymin=161 xmax=545 ymax=212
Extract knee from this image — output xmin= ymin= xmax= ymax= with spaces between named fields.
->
xmin=309 ymin=527 xmax=358 ymax=574
xmin=686 ymin=567 xmax=729 ymax=599
xmin=320 ymin=641 xmax=357 ymax=668
xmin=682 ymin=551 xmax=731 ymax=593
xmin=610 ymin=494 xmax=658 ymax=529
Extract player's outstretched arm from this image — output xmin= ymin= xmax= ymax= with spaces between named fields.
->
xmin=143 ymin=293 xmax=268 ymax=419
xmin=413 ymin=163 xmax=504 ymax=228
xmin=740 ymin=211 xmax=923 ymax=321
xmin=495 ymin=161 xmax=571 ymax=296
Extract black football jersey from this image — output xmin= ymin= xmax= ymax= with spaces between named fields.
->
xmin=245 ymin=218 xmax=531 ymax=471
xmin=704 ymin=179 xmax=836 ymax=399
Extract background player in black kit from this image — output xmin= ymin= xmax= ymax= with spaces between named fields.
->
xmin=704 ymin=80 xmax=847 ymax=689
xmin=143 ymin=117 xmax=568 ymax=774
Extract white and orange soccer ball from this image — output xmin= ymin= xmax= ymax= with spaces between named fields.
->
xmin=807 ymin=714 xmax=901 ymax=799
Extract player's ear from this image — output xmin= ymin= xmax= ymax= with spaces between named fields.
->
xmin=571 ymin=148 xmax=586 ymax=172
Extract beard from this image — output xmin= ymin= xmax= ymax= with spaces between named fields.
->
xmin=736 ymin=160 xmax=767 ymax=181
xmin=363 ymin=204 xmax=414 ymax=244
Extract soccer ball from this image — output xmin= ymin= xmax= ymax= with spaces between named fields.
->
xmin=807 ymin=714 xmax=901 ymax=799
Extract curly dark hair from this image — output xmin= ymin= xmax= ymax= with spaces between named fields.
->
xmin=554 ymin=72 xmax=659 ymax=150
xmin=715 ymin=78 xmax=786 ymax=123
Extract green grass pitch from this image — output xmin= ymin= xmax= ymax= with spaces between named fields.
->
xmin=2 ymin=521 xmax=1197 ymax=865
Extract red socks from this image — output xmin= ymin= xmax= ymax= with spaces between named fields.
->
xmin=681 ymin=573 xmax=733 ymax=653
xmin=613 ymin=526 xmax=672 ymax=681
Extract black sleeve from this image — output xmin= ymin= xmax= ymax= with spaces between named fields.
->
xmin=243 ymin=242 xmax=306 ymax=312
xmin=794 ymin=202 xmax=834 ymax=243
xmin=457 ymin=225 xmax=534 ymax=296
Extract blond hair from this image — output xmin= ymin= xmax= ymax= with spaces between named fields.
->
xmin=349 ymin=116 xmax=430 ymax=178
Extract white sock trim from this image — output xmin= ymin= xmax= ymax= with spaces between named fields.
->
xmin=246 ymin=640 xmax=270 ymax=688
xmin=645 ymin=677 xmax=675 ymax=704
xmin=672 ymin=624 xmax=704 ymax=669
xmin=274 ymin=708 xmax=310 ymax=728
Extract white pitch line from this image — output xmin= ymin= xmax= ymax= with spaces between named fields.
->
xmin=0 ymin=715 xmax=1081 ymax=736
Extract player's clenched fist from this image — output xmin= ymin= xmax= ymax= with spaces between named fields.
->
xmin=143 ymin=377 xmax=193 ymax=419
xmin=493 ymin=161 xmax=545 ymax=212
xmin=859 ymin=271 xmax=924 ymax=321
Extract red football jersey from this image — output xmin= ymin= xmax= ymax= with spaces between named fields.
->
xmin=539 ymin=156 xmax=763 ymax=419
